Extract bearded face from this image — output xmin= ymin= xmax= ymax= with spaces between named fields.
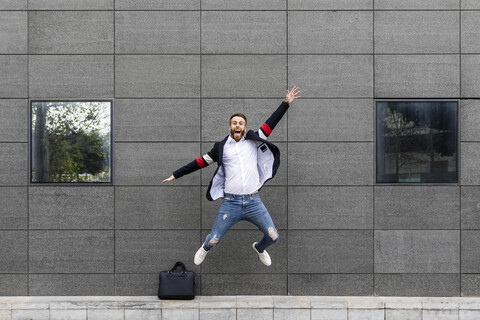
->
xmin=229 ymin=116 xmax=246 ymax=142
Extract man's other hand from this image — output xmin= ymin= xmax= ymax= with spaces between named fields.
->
xmin=285 ymin=86 xmax=301 ymax=104
xmin=162 ymin=175 xmax=175 ymax=183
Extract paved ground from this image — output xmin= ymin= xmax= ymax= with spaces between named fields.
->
xmin=1 ymin=295 xmax=480 ymax=319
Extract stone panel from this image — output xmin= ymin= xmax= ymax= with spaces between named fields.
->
xmin=461 ymin=231 xmax=480 ymax=273
xmin=375 ymin=11 xmax=459 ymax=54
xmin=0 ymin=143 xmax=27 ymax=185
xmin=462 ymin=274 xmax=480 ymax=296
xmin=29 ymin=186 xmax=114 ymax=229
xmin=289 ymin=11 xmax=372 ymax=54
xmin=202 ymin=11 xmax=285 ymax=54
xmin=201 ymin=274 xmax=287 ymax=295
xmin=288 ymin=0 xmax=372 ymax=9
xmin=115 ymin=186 xmax=200 ymax=229
xmin=274 ymin=309 xmax=310 ymax=320
xmin=375 ymin=0 xmax=458 ymax=9
xmin=461 ymin=100 xmax=480 ymax=142
xmin=375 ymin=230 xmax=460 ymax=273
xmin=0 ymin=231 xmax=27 ymax=273
xmin=0 ymin=56 xmax=27 ymax=98
xmin=202 ymin=0 xmax=285 ymax=9
xmin=289 ymin=55 xmax=373 ymax=98
xmin=375 ymin=55 xmax=460 ymax=98
xmin=461 ymin=142 xmax=480 ymax=185
xmin=29 ymin=55 xmax=114 ymax=98
xmin=29 ymin=0 xmax=113 ymax=9
xmin=200 ymin=309 xmax=235 ymax=320
xmin=462 ymin=12 xmax=480 ymax=53
xmin=462 ymin=0 xmax=480 ymax=9
xmin=29 ymin=274 xmax=115 ymax=295
xmin=115 ymin=11 xmax=199 ymax=54
xmin=115 ymin=0 xmax=199 ymax=10
xmin=0 ymin=0 xmax=27 ymax=9
xmin=0 ymin=187 xmax=27 ymax=229
xmin=374 ymin=274 xmax=460 ymax=296
xmin=29 ymin=11 xmax=114 ymax=54
xmin=374 ymin=186 xmax=460 ymax=229
xmin=0 ymin=11 xmax=27 ymax=54
xmin=202 ymin=55 xmax=286 ymax=98
xmin=288 ymin=99 xmax=373 ymax=142
xmin=115 ymin=55 xmax=200 ymax=98
xmin=288 ymin=143 xmax=373 ymax=185
xmin=462 ymin=187 xmax=480 ymax=228
xmin=462 ymin=55 xmax=480 ymax=98
xmin=288 ymin=274 xmax=373 ymax=296
xmin=115 ymin=230 xmax=200 ymax=273
xmin=0 ymin=274 xmax=27 ymax=295
xmin=163 ymin=309 xmax=198 ymax=320
xmin=29 ymin=230 xmax=114 ymax=273
xmin=237 ymin=309 xmax=273 ymax=320
xmin=288 ymin=186 xmax=373 ymax=229
xmin=288 ymin=230 xmax=374 ymax=273
xmin=115 ymin=99 xmax=200 ymax=142
xmin=114 ymin=142 xmax=200 ymax=185
xmin=0 ymin=100 xmax=27 ymax=142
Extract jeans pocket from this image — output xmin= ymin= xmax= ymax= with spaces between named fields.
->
xmin=223 ymin=197 xmax=233 ymax=202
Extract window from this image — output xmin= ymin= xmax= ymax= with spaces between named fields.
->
xmin=376 ymin=100 xmax=458 ymax=183
xmin=31 ymin=101 xmax=112 ymax=183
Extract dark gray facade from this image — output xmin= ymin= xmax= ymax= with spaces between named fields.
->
xmin=0 ymin=0 xmax=479 ymax=296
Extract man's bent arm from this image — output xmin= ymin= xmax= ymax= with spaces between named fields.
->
xmin=258 ymin=86 xmax=301 ymax=139
xmin=257 ymin=101 xmax=290 ymax=140
xmin=172 ymin=143 xmax=218 ymax=179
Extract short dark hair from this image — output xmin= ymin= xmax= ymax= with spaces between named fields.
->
xmin=229 ymin=113 xmax=247 ymax=125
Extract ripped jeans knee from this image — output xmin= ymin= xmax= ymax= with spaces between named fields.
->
xmin=268 ymin=227 xmax=279 ymax=243
xmin=204 ymin=233 xmax=220 ymax=250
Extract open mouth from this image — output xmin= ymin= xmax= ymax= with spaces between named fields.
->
xmin=235 ymin=130 xmax=241 ymax=134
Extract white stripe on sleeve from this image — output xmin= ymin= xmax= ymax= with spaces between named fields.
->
xmin=258 ymin=129 xmax=268 ymax=140
xmin=203 ymin=153 xmax=214 ymax=165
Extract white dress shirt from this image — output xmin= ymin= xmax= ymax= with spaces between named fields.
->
xmin=223 ymin=135 xmax=262 ymax=195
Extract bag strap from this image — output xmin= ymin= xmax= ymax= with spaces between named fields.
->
xmin=169 ymin=261 xmax=187 ymax=273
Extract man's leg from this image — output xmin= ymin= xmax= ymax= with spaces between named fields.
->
xmin=244 ymin=193 xmax=279 ymax=253
xmin=202 ymin=195 xmax=242 ymax=251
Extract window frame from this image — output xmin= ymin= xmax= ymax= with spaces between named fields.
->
xmin=28 ymin=99 xmax=114 ymax=186
xmin=374 ymin=99 xmax=460 ymax=185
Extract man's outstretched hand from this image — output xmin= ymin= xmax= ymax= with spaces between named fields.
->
xmin=162 ymin=175 xmax=175 ymax=183
xmin=285 ymin=86 xmax=301 ymax=104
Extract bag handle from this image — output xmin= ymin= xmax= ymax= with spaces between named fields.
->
xmin=169 ymin=261 xmax=187 ymax=273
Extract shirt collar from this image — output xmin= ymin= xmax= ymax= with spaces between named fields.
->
xmin=227 ymin=135 xmax=245 ymax=144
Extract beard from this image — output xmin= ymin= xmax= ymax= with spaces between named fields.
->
xmin=230 ymin=127 xmax=245 ymax=141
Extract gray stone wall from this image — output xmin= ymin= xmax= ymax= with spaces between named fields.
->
xmin=0 ymin=0 xmax=479 ymax=296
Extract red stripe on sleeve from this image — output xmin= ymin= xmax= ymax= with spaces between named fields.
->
xmin=196 ymin=157 xmax=207 ymax=168
xmin=261 ymin=123 xmax=272 ymax=136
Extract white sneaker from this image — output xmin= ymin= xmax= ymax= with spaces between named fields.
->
xmin=252 ymin=242 xmax=271 ymax=266
xmin=194 ymin=246 xmax=209 ymax=265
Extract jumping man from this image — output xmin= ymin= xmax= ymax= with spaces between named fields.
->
xmin=162 ymin=86 xmax=301 ymax=266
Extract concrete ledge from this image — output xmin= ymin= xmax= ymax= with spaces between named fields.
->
xmin=1 ymin=296 xmax=480 ymax=319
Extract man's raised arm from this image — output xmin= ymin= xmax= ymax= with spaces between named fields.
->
xmin=257 ymin=86 xmax=301 ymax=139
xmin=162 ymin=143 xmax=218 ymax=183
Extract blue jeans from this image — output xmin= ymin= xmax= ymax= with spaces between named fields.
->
xmin=203 ymin=192 xmax=279 ymax=253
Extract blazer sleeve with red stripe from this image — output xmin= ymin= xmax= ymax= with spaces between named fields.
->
xmin=258 ymin=101 xmax=290 ymax=139
xmin=172 ymin=142 xmax=218 ymax=179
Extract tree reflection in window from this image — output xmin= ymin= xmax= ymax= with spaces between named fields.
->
xmin=376 ymin=101 xmax=457 ymax=183
xmin=31 ymin=101 xmax=111 ymax=183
